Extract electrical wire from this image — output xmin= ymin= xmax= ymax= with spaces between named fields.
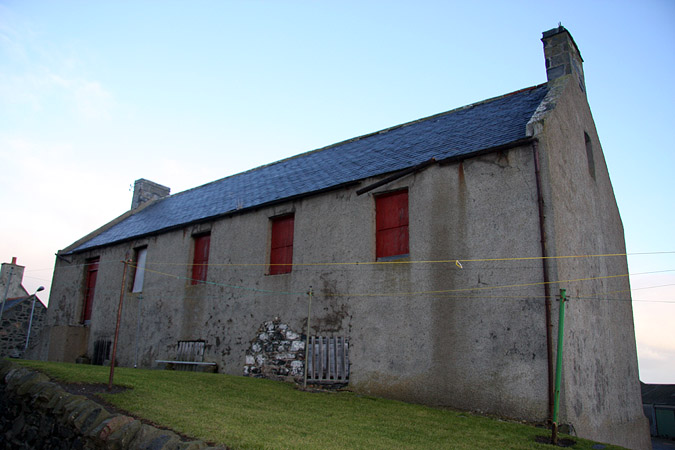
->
xmin=46 ymin=250 xmax=675 ymax=270
xmin=35 ymin=253 xmax=674 ymax=301
xmin=128 ymin=264 xmax=306 ymax=296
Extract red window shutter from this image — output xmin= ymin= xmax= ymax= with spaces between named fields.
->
xmin=270 ymin=215 xmax=294 ymax=275
xmin=82 ymin=257 xmax=99 ymax=323
xmin=376 ymin=190 xmax=409 ymax=259
xmin=192 ymin=234 xmax=210 ymax=284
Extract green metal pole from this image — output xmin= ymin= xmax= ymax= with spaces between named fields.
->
xmin=551 ymin=288 xmax=567 ymax=444
xmin=303 ymin=288 xmax=313 ymax=389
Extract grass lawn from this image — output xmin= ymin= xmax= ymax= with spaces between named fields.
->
xmin=14 ymin=360 xmax=624 ymax=450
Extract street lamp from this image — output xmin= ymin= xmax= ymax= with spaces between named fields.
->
xmin=24 ymin=286 xmax=45 ymax=352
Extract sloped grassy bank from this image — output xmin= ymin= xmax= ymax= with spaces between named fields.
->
xmin=3 ymin=360 xmax=625 ymax=450
xmin=0 ymin=359 xmax=223 ymax=449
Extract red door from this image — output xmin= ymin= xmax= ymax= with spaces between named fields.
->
xmin=192 ymin=234 xmax=211 ymax=284
xmin=82 ymin=258 xmax=99 ymax=323
xmin=376 ymin=190 xmax=409 ymax=258
xmin=270 ymin=215 xmax=294 ymax=275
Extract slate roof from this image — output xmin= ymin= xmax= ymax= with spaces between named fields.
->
xmin=2 ymin=297 xmax=29 ymax=311
xmin=68 ymin=84 xmax=549 ymax=254
xmin=642 ymin=383 xmax=675 ymax=406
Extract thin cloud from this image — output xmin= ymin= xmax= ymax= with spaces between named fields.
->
xmin=0 ymin=8 xmax=114 ymax=120
xmin=48 ymin=73 xmax=114 ymax=119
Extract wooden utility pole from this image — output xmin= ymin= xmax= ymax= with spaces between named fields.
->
xmin=109 ymin=258 xmax=131 ymax=391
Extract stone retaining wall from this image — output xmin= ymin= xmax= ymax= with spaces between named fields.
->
xmin=0 ymin=360 xmax=226 ymax=449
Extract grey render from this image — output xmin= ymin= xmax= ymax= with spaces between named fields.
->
xmin=40 ymin=27 xmax=650 ymax=449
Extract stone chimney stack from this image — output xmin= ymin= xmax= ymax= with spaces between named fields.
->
xmin=542 ymin=25 xmax=585 ymax=92
xmin=131 ymin=179 xmax=170 ymax=210
xmin=1 ymin=257 xmax=26 ymax=298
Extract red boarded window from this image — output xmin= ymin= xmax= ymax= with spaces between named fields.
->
xmin=191 ymin=234 xmax=210 ymax=284
xmin=82 ymin=257 xmax=100 ymax=323
xmin=376 ymin=190 xmax=409 ymax=259
xmin=269 ymin=215 xmax=294 ymax=275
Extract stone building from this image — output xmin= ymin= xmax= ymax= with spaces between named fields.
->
xmin=0 ymin=258 xmax=47 ymax=358
xmin=642 ymin=382 xmax=675 ymax=438
xmin=41 ymin=27 xmax=649 ymax=449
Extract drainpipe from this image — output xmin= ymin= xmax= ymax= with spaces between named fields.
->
xmin=532 ymin=140 xmax=555 ymax=423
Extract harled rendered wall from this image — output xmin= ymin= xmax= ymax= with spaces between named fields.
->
xmin=530 ymin=74 xmax=650 ymax=449
xmin=44 ymin=88 xmax=650 ymax=445
xmin=44 ymin=143 xmax=550 ymax=424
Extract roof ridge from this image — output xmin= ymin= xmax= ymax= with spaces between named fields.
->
xmin=161 ymin=83 xmax=548 ymax=203
xmin=68 ymin=82 xmax=550 ymax=253
xmin=309 ymin=83 xmax=548 ymax=152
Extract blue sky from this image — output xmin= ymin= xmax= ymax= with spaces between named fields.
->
xmin=1 ymin=1 xmax=673 ymax=382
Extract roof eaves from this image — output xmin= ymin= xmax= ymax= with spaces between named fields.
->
xmin=60 ymin=197 xmax=165 ymax=255
xmin=65 ymin=178 xmax=365 ymax=256
xmin=436 ymin=137 xmax=538 ymax=166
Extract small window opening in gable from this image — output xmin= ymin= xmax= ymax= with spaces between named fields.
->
xmin=131 ymin=246 xmax=148 ymax=293
xmin=191 ymin=233 xmax=211 ymax=285
xmin=584 ymin=132 xmax=596 ymax=180
xmin=269 ymin=214 xmax=294 ymax=275
xmin=375 ymin=189 xmax=409 ymax=260
xmin=81 ymin=257 xmax=100 ymax=324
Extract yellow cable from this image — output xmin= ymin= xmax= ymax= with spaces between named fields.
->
xmin=144 ymin=252 xmax=634 ymax=267
xmin=318 ymin=274 xmax=630 ymax=298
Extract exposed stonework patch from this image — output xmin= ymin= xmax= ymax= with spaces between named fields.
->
xmin=243 ymin=318 xmax=305 ymax=382
xmin=0 ymin=297 xmax=47 ymax=358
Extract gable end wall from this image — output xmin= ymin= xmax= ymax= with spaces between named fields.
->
xmin=532 ymin=75 xmax=650 ymax=449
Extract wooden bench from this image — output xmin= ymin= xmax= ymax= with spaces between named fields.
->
xmin=156 ymin=340 xmax=217 ymax=372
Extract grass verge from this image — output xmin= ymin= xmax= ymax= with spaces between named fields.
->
xmin=14 ymin=360 xmax=624 ymax=450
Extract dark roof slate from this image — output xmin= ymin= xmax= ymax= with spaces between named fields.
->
xmin=3 ymin=297 xmax=28 ymax=311
xmin=642 ymin=383 xmax=675 ymax=406
xmin=69 ymin=84 xmax=548 ymax=253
